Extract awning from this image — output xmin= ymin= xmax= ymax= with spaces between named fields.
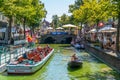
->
xmin=88 ymin=28 xmax=97 ymax=33
xmin=98 ymin=25 xmax=116 ymax=32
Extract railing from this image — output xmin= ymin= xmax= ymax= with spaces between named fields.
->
xmin=0 ymin=47 xmax=24 ymax=65
xmin=0 ymin=44 xmax=35 ymax=66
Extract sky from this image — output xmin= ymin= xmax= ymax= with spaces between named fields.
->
xmin=41 ymin=0 xmax=75 ymax=22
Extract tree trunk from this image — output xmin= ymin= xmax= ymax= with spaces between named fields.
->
xmin=8 ymin=16 xmax=12 ymax=44
xmin=96 ymin=20 xmax=100 ymax=38
xmin=80 ymin=22 xmax=82 ymax=37
xmin=23 ymin=18 xmax=26 ymax=39
xmin=116 ymin=13 xmax=120 ymax=54
xmin=31 ymin=26 xmax=34 ymax=36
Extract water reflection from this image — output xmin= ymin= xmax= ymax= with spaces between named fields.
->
xmin=0 ymin=44 xmax=120 ymax=80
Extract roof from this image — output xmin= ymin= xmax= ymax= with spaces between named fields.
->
xmin=42 ymin=19 xmax=50 ymax=28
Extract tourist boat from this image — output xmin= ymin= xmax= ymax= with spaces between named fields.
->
xmin=68 ymin=59 xmax=83 ymax=68
xmin=7 ymin=46 xmax=54 ymax=74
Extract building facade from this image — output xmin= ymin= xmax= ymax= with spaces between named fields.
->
xmin=0 ymin=13 xmax=8 ymax=28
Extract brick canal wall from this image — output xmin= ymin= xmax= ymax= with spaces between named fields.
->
xmin=85 ymin=44 xmax=120 ymax=73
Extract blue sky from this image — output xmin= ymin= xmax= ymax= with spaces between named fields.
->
xmin=41 ymin=0 xmax=75 ymax=22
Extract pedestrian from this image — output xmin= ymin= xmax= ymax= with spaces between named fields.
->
xmin=111 ymin=35 xmax=116 ymax=52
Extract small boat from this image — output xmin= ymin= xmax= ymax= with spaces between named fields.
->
xmin=74 ymin=43 xmax=85 ymax=50
xmin=7 ymin=45 xmax=54 ymax=74
xmin=68 ymin=59 xmax=83 ymax=68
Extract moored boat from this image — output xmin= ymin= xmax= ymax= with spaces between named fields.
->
xmin=74 ymin=43 xmax=85 ymax=50
xmin=7 ymin=45 xmax=54 ymax=74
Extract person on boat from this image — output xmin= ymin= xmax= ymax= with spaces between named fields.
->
xmin=37 ymin=45 xmax=42 ymax=52
xmin=71 ymin=54 xmax=78 ymax=61
xmin=46 ymin=44 xmax=50 ymax=50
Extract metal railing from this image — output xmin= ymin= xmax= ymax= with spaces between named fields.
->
xmin=0 ymin=44 xmax=35 ymax=66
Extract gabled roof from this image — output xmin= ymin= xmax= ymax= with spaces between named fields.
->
xmin=42 ymin=19 xmax=50 ymax=26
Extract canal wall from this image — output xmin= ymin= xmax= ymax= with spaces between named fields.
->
xmin=85 ymin=44 xmax=120 ymax=73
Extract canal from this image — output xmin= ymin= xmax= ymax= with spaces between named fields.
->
xmin=0 ymin=44 xmax=120 ymax=80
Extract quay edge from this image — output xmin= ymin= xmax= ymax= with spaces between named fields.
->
xmin=84 ymin=44 xmax=120 ymax=73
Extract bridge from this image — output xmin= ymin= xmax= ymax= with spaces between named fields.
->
xmin=40 ymin=34 xmax=76 ymax=44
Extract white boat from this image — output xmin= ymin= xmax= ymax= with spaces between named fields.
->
xmin=7 ymin=47 xmax=54 ymax=74
xmin=74 ymin=43 xmax=85 ymax=49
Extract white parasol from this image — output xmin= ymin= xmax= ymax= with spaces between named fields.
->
xmin=62 ymin=24 xmax=77 ymax=34
xmin=56 ymin=27 xmax=64 ymax=30
xmin=88 ymin=28 xmax=97 ymax=33
xmin=98 ymin=26 xmax=116 ymax=33
xmin=62 ymin=24 xmax=77 ymax=28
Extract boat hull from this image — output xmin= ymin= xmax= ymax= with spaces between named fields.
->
xmin=68 ymin=60 xmax=83 ymax=68
xmin=7 ymin=49 xmax=54 ymax=74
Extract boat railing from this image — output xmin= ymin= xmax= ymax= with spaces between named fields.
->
xmin=0 ymin=44 xmax=34 ymax=66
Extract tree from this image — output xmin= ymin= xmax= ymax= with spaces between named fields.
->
xmin=60 ymin=14 xmax=69 ymax=25
xmin=111 ymin=0 xmax=120 ymax=53
xmin=14 ymin=0 xmax=46 ymax=38
xmin=73 ymin=0 xmax=112 ymax=31
xmin=0 ymin=0 xmax=18 ymax=42
xmin=27 ymin=0 xmax=46 ymax=35
xmin=73 ymin=5 xmax=90 ymax=27
xmin=52 ymin=15 xmax=59 ymax=28
xmin=0 ymin=0 xmax=46 ymax=42
xmin=81 ymin=0 xmax=111 ymax=26
xmin=69 ymin=0 xmax=84 ymax=25
xmin=69 ymin=0 xmax=83 ymax=13
xmin=0 ymin=0 xmax=3 ymax=8
xmin=14 ymin=0 xmax=36 ymax=38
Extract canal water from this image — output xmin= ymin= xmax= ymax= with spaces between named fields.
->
xmin=0 ymin=44 xmax=120 ymax=80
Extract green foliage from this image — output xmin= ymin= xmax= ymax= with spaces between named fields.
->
xmin=111 ymin=0 xmax=120 ymax=17
xmin=51 ymin=14 xmax=78 ymax=28
xmin=69 ymin=0 xmax=84 ymax=25
xmin=60 ymin=14 xmax=69 ymax=25
xmin=0 ymin=0 xmax=46 ymax=39
xmin=52 ymin=15 xmax=59 ymax=28
xmin=0 ymin=0 xmax=17 ymax=17
xmin=69 ymin=0 xmax=83 ymax=13
xmin=0 ymin=0 xmax=46 ymax=28
xmin=27 ymin=0 xmax=46 ymax=28
xmin=73 ymin=0 xmax=112 ymax=25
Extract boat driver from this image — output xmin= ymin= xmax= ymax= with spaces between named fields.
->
xmin=71 ymin=54 xmax=78 ymax=61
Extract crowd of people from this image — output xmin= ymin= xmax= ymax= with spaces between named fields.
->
xmin=98 ymin=34 xmax=116 ymax=51
xmin=17 ymin=45 xmax=52 ymax=64
xmin=71 ymin=35 xmax=85 ymax=49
